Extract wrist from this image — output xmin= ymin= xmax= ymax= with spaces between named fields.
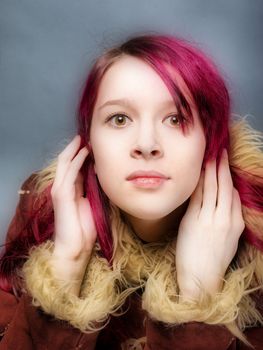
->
xmin=51 ymin=252 xmax=90 ymax=276
xmin=53 ymin=240 xmax=92 ymax=262
xmin=179 ymin=287 xmax=200 ymax=302
xmin=178 ymin=276 xmax=224 ymax=302
xmin=50 ymin=253 xmax=90 ymax=296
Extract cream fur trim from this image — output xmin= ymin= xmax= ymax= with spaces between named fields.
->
xmin=22 ymin=205 xmax=263 ymax=345
xmin=229 ymin=115 xmax=263 ymax=177
xmin=141 ymin=238 xmax=263 ymax=324
xmin=23 ymin=240 xmax=123 ymax=333
xmin=141 ymin=245 xmax=263 ymax=345
xmin=121 ymin=336 xmax=146 ymax=350
xmin=22 ymin=202 xmax=263 ymax=343
xmin=109 ymin=204 xmax=263 ymax=346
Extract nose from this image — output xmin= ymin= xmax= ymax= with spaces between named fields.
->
xmin=130 ymin=128 xmax=163 ymax=160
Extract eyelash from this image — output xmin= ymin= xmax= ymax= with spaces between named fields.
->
xmin=105 ymin=113 xmax=186 ymax=129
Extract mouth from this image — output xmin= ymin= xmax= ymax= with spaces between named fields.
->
xmin=127 ymin=177 xmax=168 ymax=188
xmin=126 ymin=170 xmax=169 ymax=180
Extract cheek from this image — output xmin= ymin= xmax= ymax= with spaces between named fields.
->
xmin=172 ymin=135 xmax=205 ymax=189
xmin=90 ymin=133 xmax=108 ymax=169
xmin=91 ymin=130 xmax=127 ymax=170
xmin=92 ymin=144 xmax=122 ymax=190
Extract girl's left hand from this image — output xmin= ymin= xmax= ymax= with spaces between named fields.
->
xmin=175 ymin=149 xmax=245 ymax=301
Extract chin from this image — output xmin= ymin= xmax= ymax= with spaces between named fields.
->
xmin=122 ymin=206 xmax=173 ymax=221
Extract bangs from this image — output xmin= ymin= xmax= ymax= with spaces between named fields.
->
xmin=145 ymin=57 xmax=195 ymax=134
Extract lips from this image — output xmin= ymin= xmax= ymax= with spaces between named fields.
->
xmin=126 ymin=170 xmax=169 ymax=180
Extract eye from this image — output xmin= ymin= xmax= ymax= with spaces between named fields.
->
xmin=105 ymin=113 xmax=131 ymax=128
xmin=163 ymin=114 xmax=184 ymax=127
xmin=105 ymin=113 xmax=187 ymax=129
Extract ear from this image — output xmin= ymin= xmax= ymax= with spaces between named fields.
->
xmin=87 ymin=141 xmax=97 ymax=174
xmin=87 ymin=141 xmax=92 ymax=152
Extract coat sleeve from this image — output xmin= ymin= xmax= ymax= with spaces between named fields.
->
xmin=143 ymin=316 xmax=263 ymax=350
xmin=22 ymin=239 xmax=120 ymax=334
xmin=0 ymin=173 xmax=37 ymax=340
xmin=0 ymin=174 xmax=100 ymax=349
xmin=4 ymin=173 xmax=39 ymax=244
xmin=0 ymin=292 xmax=99 ymax=350
xmin=141 ymin=247 xmax=263 ymax=350
xmin=144 ymin=317 xmax=236 ymax=350
xmin=143 ymin=290 xmax=263 ymax=349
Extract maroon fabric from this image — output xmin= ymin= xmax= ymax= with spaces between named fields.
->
xmin=4 ymin=173 xmax=40 ymax=244
xmin=1 ymin=289 xmax=263 ymax=349
xmin=0 ymin=293 xmax=99 ymax=350
xmin=0 ymin=289 xmax=18 ymax=336
xmin=144 ymin=319 xmax=237 ymax=350
xmin=0 ymin=174 xmax=263 ymax=349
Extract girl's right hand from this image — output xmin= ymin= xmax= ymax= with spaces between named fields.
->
xmin=51 ymin=135 xmax=97 ymax=265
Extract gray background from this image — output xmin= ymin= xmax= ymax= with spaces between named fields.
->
xmin=1 ymin=0 xmax=262 ymax=243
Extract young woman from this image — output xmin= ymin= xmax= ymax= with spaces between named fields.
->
xmin=0 ymin=33 xmax=262 ymax=350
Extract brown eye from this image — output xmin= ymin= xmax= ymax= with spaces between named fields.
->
xmin=165 ymin=114 xmax=181 ymax=127
xmin=107 ymin=114 xmax=130 ymax=128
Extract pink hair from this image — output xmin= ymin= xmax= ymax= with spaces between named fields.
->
xmin=1 ymin=33 xmax=262 ymax=293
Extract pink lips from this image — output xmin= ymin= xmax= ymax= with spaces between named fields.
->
xmin=126 ymin=170 xmax=169 ymax=188
xmin=126 ymin=170 xmax=169 ymax=180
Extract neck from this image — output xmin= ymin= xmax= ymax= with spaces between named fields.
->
xmin=121 ymin=200 xmax=189 ymax=243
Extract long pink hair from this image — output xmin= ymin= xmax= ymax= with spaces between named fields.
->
xmin=1 ymin=33 xmax=262 ymax=293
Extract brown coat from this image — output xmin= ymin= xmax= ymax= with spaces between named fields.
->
xmin=0 ymin=174 xmax=263 ymax=350
xmin=0 ymin=287 xmax=263 ymax=349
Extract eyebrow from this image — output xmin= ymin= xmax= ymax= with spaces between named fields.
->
xmin=98 ymin=98 xmax=177 ymax=111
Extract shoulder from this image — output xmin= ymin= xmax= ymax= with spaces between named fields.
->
xmin=6 ymin=172 xmax=53 ymax=245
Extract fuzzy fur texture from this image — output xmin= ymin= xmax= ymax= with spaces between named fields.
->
xmin=23 ymin=202 xmax=263 ymax=344
xmin=229 ymin=115 xmax=262 ymax=177
xmin=22 ymin=117 xmax=263 ymax=346
xmin=23 ymin=240 xmax=121 ymax=333
xmin=121 ymin=336 xmax=146 ymax=350
xmin=110 ymin=202 xmax=263 ymax=346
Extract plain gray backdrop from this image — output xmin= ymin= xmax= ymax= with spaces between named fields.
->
xmin=0 ymin=0 xmax=262 ymax=243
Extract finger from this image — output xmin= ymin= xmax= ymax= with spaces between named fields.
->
xmin=53 ymin=135 xmax=81 ymax=189
xmin=201 ymin=158 xmax=217 ymax=214
xmin=78 ymin=197 xmax=97 ymax=242
xmin=59 ymin=135 xmax=81 ymax=161
xmin=231 ymin=187 xmax=245 ymax=238
xmin=216 ymin=149 xmax=233 ymax=216
xmin=62 ymin=147 xmax=89 ymax=193
xmin=185 ymin=170 xmax=204 ymax=216
xmin=75 ymin=171 xmax=84 ymax=199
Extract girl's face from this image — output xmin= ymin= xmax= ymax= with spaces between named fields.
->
xmin=90 ymin=55 xmax=206 ymax=222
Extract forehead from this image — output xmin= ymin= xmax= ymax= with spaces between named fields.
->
xmin=94 ymin=55 xmax=197 ymax=112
